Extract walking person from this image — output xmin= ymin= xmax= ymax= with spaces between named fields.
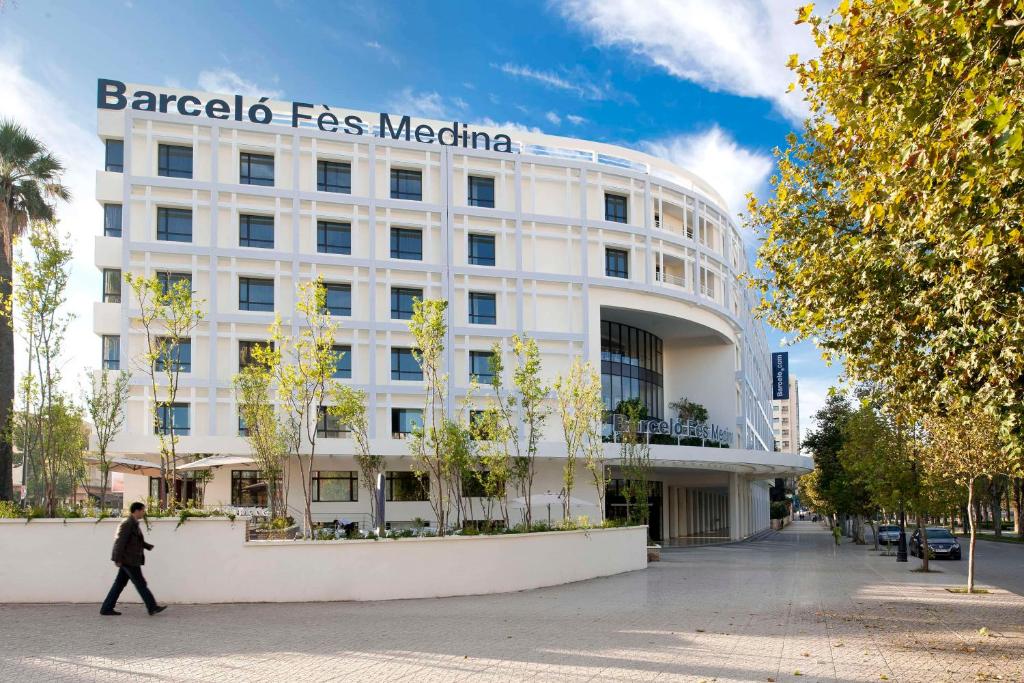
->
xmin=100 ymin=502 xmax=167 ymax=616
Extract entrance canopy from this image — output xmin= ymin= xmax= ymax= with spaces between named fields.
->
xmin=606 ymin=444 xmax=812 ymax=478
xmin=177 ymin=455 xmax=256 ymax=471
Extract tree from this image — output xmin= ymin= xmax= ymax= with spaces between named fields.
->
xmin=471 ymin=349 xmax=516 ymax=528
xmin=553 ymin=358 xmax=603 ymax=521
xmin=922 ymin=405 xmax=1021 ymax=593
xmin=14 ymin=397 xmax=87 ymax=511
xmin=270 ymin=279 xmax=345 ymax=536
xmin=328 ymin=384 xmax=377 ymax=529
xmin=618 ymin=400 xmax=652 ymax=533
xmin=747 ymin=2 xmax=1024 ymax=460
xmin=668 ymin=397 xmax=709 ymax=425
xmin=407 ymin=298 xmax=471 ymax=535
xmin=801 ymin=393 xmax=862 ymax=532
xmin=233 ymin=348 xmax=288 ymax=520
xmin=12 ymin=221 xmax=78 ymax=516
xmin=0 ymin=120 xmax=69 ymax=502
xmin=508 ymin=335 xmax=549 ymax=526
xmin=126 ymin=272 xmax=204 ymax=508
xmin=82 ymin=369 xmax=131 ymax=510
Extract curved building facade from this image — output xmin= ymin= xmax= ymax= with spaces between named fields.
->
xmin=92 ymin=81 xmax=810 ymax=542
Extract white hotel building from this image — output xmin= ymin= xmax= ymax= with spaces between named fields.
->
xmin=93 ymin=82 xmax=810 ymax=543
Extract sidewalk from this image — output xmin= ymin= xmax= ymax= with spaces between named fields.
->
xmin=1 ymin=519 xmax=1021 ymax=682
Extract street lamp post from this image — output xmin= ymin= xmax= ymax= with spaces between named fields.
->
xmin=896 ymin=499 xmax=908 ymax=562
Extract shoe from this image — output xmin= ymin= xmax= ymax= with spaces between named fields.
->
xmin=100 ymin=610 xmax=121 ymax=616
xmin=148 ymin=605 xmax=167 ymax=616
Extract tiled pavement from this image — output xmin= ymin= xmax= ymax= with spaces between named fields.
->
xmin=2 ymin=521 xmax=1022 ymax=682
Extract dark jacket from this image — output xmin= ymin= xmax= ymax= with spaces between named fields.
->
xmin=111 ymin=517 xmax=153 ymax=566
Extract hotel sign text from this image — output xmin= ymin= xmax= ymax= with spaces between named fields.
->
xmin=97 ymin=78 xmax=515 ymax=154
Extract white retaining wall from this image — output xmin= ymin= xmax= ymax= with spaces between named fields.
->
xmin=0 ymin=518 xmax=647 ymax=604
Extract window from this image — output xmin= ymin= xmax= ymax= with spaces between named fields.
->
xmin=155 ymin=403 xmax=190 ymax=435
xmin=390 ymin=227 xmax=422 ymax=260
xmin=317 ymin=221 xmax=351 ymax=255
xmin=323 ymin=283 xmax=351 ymax=316
xmin=468 ymin=292 xmax=496 ymax=325
xmin=239 ymin=152 xmax=274 ymax=186
xmin=103 ymin=204 xmax=123 ymax=237
xmin=156 ymin=207 xmax=193 ymax=243
xmin=317 ymin=160 xmax=351 ymax=194
xmin=105 ymin=139 xmax=123 ymax=172
xmin=102 ymin=268 xmax=121 ymax=303
xmin=391 ymin=409 xmax=422 ymax=440
xmin=605 ymin=193 xmax=627 ymax=223
xmin=605 ymin=248 xmax=629 ymax=279
xmin=239 ymin=277 xmax=274 ymax=312
xmin=468 ymin=175 xmax=495 ymax=208
xmin=462 ymin=471 xmax=487 ymax=498
xmin=312 ymin=470 xmax=358 ymax=502
xmin=390 ymin=168 xmax=422 ymax=200
xmin=469 ymin=350 xmax=495 ymax=384
xmin=239 ymin=214 xmax=274 ymax=249
xmin=601 ymin=320 xmax=664 ymax=420
xmin=239 ymin=340 xmax=272 ymax=370
xmin=468 ymin=233 xmax=495 ymax=266
xmin=391 ymin=348 xmax=422 ymax=381
xmin=316 ymin=406 xmax=348 ymax=438
xmin=390 ymin=287 xmax=421 ymax=320
xmin=332 ymin=345 xmax=352 ymax=379
xmin=238 ymin=410 xmax=249 ymax=437
xmin=157 ymin=144 xmax=193 ymax=179
xmin=385 ymin=470 xmax=428 ymax=501
xmin=155 ymin=338 xmax=191 ymax=373
xmin=156 ymin=271 xmax=191 ymax=295
xmin=102 ymin=335 xmax=120 ymax=370
xmin=231 ymin=470 xmax=267 ymax=506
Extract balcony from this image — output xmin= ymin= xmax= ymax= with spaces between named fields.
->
xmin=654 ymin=254 xmax=688 ymax=291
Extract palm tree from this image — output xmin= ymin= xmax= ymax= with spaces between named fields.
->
xmin=0 ymin=119 xmax=69 ymax=501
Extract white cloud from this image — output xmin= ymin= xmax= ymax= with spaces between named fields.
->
xmin=493 ymin=62 xmax=627 ymax=102
xmin=566 ymin=114 xmax=587 ymax=125
xmin=477 ymin=118 xmax=542 ymax=134
xmin=386 ymin=87 xmax=450 ymax=119
xmin=0 ymin=47 xmax=104 ymax=394
xmin=451 ymin=96 xmax=469 ymax=111
xmin=197 ymin=68 xmax=282 ymax=99
xmin=558 ymin=0 xmax=820 ymax=122
xmin=544 ymin=111 xmax=561 ymax=125
xmin=641 ymin=126 xmax=772 ymax=217
xmin=364 ymin=40 xmax=382 ymax=49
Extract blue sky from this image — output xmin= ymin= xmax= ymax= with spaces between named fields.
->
xmin=0 ymin=0 xmax=839 ymax=442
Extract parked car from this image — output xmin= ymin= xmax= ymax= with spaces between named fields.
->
xmin=876 ymin=524 xmax=901 ymax=545
xmin=909 ymin=527 xmax=962 ymax=560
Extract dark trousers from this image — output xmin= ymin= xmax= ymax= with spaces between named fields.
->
xmin=101 ymin=565 xmax=157 ymax=613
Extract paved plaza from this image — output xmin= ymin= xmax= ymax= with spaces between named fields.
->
xmin=2 ymin=521 xmax=1022 ymax=682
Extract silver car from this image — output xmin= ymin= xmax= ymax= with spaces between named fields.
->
xmin=876 ymin=524 xmax=901 ymax=545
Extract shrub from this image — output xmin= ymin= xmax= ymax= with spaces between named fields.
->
xmin=770 ymin=501 xmax=790 ymax=520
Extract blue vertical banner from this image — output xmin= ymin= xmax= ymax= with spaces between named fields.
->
xmin=772 ymin=352 xmax=789 ymax=400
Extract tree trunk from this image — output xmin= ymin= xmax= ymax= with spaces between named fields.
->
xmin=967 ymin=479 xmax=978 ymax=592
xmin=918 ymin=515 xmax=929 ymax=572
xmin=989 ymin=476 xmax=1004 ymax=537
xmin=0 ymin=248 xmax=14 ymax=502
xmin=1013 ymin=477 xmax=1023 ymax=539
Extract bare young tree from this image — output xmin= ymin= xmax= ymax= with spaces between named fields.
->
xmin=234 ymin=347 xmax=288 ymax=520
xmin=82 ymin=369 xmax=131 ymax=510
xmin=126 ymin=273 xmax=204 ymax=508
xmin=553 ymin=357 xmax=602 ymax=522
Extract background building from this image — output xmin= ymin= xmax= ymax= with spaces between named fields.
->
xmin=772 ymin=376 xmax=800 ymax=453
xmin=93 ymin=82 xmax=810 ymax=542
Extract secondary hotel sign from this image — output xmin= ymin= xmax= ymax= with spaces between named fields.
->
xmin=97 ymin=78 xmax=516 ymax=153
xmin=772 ymin=352 xmax=789 ymax=400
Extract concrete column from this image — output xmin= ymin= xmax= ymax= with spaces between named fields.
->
xmin=728 ymin=473 xmax=741 ymax=540
xmin=677 ymin=488 xmax=687 ymax=537
xmin=719 ymin=494 xmax=726 ymax=533
xmin=668 ymin=486 xmax=678 ymax=539
xmin=686 ymin=489 xmax=695 ymax=536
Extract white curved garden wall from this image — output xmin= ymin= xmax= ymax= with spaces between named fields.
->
xmin=0 ymin=518 xmax=647 ymax=604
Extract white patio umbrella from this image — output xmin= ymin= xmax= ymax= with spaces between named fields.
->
xmin=177 ymin=454 xmax=256 ymax=471
xmin=87 ymin=456 xmax=162 ymax=477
